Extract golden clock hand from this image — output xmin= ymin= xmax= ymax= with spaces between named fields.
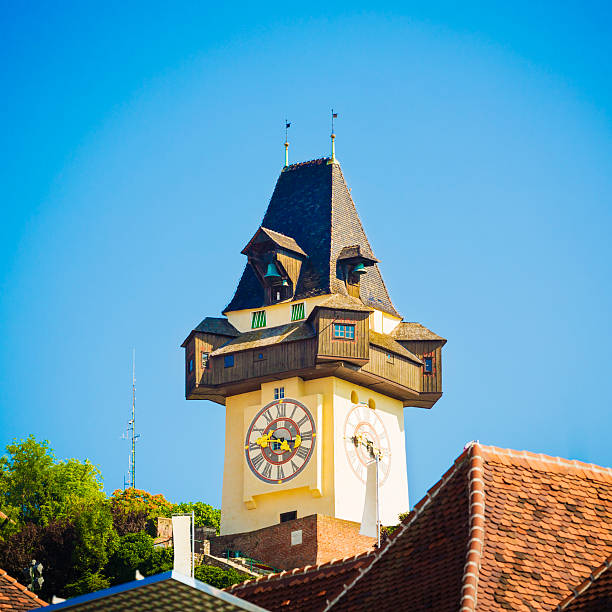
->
xmin=255 ymin=430 xmax=275 ymax=448
xmin=279 ymin=439 xmax=291 ymax=452
xmin=293 ymin=434 xmax=302 ymax=449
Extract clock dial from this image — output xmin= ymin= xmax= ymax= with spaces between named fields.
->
xmin=344 ymin=403 xmax=391 ymax=485
xmin=245 ymin=399 xmax=316 ymax=484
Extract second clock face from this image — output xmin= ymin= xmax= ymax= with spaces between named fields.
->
xmin=244 ymin=399 xmax=316 ymax=484
xmin=344 ymin=403 xmax=391 ymax=485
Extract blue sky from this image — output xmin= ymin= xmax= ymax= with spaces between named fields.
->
xmin=1 ymin=1 xmax=611 ymax=511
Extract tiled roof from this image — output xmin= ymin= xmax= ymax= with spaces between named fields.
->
xmin=227 ymin=553 xmax=375 ymax=611
xmin=336 ymin=245 xmax=378 ymax=263
xmin=313 ymin=294 xmax=373 ymax=313
xmin=224 ymin=159 xmax=399 ymax=317
xmin=392 ymin=321 xmax=446 ymax=342
xmin=0 ymin=568 xmax=47 ymax=610
xmin=210 ymin=322 xmax=315 ymax=356
xmin=556 ymin=554 xmax=612 ymax=611
xmin=242 ymin=227 xmax=307 ymax=257
xmin=181 ymin=317 xmax=239 ymax=347
xmin=369 ymin=330 xmax=422 ymax=364
xmin=194 ymin=317 xmax=240 ymax=337
xmin=229 ymin=443 xmax=612 ymax=611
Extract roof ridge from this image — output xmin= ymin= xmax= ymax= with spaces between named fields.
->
xmin=459 ymin=442 xmax=486 ymax=612
xmin=555 ymin=553 xmax=612 ymax=610
xmin=228 ymin=550 xmax=376 ymax=593
xmin=323 ymin=444 xmax=475 ymax=611
xmin=478 ymin=444 xmax=612 ymax=481
xmin=283 ymin=158 xmax=330 ymax=170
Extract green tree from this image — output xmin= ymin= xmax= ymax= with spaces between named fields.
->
xmin=0 ymin=436 xmax=105 ymax=527
xmin=194 ymin=564 xmax=248 ymax=589
xmin=72 ymin=500 xmax=118 ymax=577
xmin=170 ymin=501 xmax=220 ymax=533
xmin=105 ymin=532 xmax=173 ymax=586
xmin=0 ymin=436 xmax=55 ymax=525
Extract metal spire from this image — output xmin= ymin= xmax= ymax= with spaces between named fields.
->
xmin=284 ymin=120 xmax=291 ymax=167
xmin=330 ymin=109 xmax=338 ymax=162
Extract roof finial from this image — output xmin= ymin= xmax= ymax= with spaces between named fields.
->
xmin=330 ymin=109 xmax=338 ymax=162
xmin=284 ymin=120 xmax=291 ymax=168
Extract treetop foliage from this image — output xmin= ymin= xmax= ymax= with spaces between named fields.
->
xmin=0 ymin=436 xmax=235 ymax=603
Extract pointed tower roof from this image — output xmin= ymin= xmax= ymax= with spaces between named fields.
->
xmin=224 ymin=158 xmax=399 ymax=316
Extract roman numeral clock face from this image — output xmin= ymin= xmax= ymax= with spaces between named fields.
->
xmin=344 ymin=403 xmax=391 ymax=485
xmin=245 ymin=399 xmax=316 ymax=484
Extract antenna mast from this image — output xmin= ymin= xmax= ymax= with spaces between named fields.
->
xmin=131 ymin=348 xmax=136 ymax=489
xmin=123 ymin=349 xmax=140 ymax=489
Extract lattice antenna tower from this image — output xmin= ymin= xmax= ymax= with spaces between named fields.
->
xmin=122 ymin=349 xmax=140 ymax=489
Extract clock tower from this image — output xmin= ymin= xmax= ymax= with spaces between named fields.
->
xmin=182 ymin=156 xmax=445 ymax=539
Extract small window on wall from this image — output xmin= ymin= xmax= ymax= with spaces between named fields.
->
xmin=201 ymin=352 xmax=209 ymax=370
xmin=280 ymin=510 xmax=297 ymax=523
xmin=423 ymin=356 xmax=433 ymax=374
xmin=187 ymin=357 xmax=194 ymax=373
xmin=224 ymin=355 xmax=234 ymax=368
xmin=274 ymin=387 xmax=285 ymax=400
xmin=334 ymin=323 xmax=355 ymax=340
xmin=291 ymin=302 xmax=305 ymax=321
xmin=386 ymin=352 xmax=394 ymax=364
xmin=252 ymin=310 xmax=266 ymax=329
xmin=254 ymin=351 xmax=266 ymax=361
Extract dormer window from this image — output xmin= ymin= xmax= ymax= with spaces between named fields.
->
xmin=241 ymin=227 xmax=307 ymax=306
xmin=424 ymin=356 xmax=433 ymax=374
xmin=252 ymin=310 xmax=266 ymax=329
xmin=291 ymin=302 xmax=305 ymax=321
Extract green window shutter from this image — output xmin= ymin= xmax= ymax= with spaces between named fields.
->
xmin=252 ymin=310 xmax=266 ymax=329
xmin=291 ymin=302 xmax=305 ymax=321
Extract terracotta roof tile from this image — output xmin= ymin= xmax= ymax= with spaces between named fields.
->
xmin=230 ymin=443 xmax=612 ymax=611
xmin=0 ymin=568 xmax=47 ymax=610
xmin=227 ymin=553 xmax=375 ymax=611
xmin=557 ymin=554 xmax=612 ymax=611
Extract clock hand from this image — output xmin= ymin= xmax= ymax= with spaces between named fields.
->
xmin=255 ymin=430 xmax=275 ymax=448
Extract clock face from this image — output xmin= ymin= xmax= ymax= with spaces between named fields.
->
xmin=344 ymin=403 xmax=391 ymax=485
xmin=245 ymin=399 xmax=316 ymax=484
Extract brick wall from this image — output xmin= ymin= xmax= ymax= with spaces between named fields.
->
xmin=315 ymin=515 xmax=376 ymax=564
xmin=209 ymin=514 xmax=375 ymax=571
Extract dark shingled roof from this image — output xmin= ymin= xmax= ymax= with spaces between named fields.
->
xmin=210 ymin=322 xmax=315 ymax=356
xmin=242 ymin=227 xmax=307 ymax=257
xmin=181 ymin=317 xmax=240 ymax=347
xmin=369 ymin=330 xmax=422 ymax=364
xmin=194 ymin=317 xmax=240 ymax=337
xmin=224 ymin=159 xmax=399 ymax=316
xmin=337 ymin=245 xmax=378 ymax=263
xmin=392 ymin=321 xmax=446 ymax=342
